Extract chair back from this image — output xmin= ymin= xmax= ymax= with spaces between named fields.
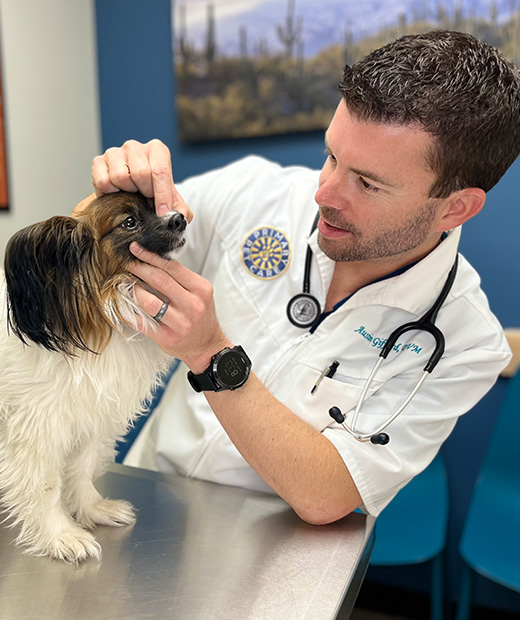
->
xmin=457 ymin=370 xmax=520 ymax=600
xmin=476 ymin=371 xmax=520 ymax=495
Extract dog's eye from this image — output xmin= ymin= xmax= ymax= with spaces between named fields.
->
xmin=121 ymin=216 xmax=138 ymax=230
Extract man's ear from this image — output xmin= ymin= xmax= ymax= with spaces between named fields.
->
xmin=438 ymin=187 xmax=486 ymax=231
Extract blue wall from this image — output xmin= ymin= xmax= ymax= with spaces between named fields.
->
xmin=95 ymin=0 xmax=327 ymax=178
xmin=96 ymin=0 xmax=520 ymax=612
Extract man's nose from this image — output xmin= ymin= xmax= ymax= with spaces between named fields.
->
xmin=315 ymin=172 xmax=344 ymax=209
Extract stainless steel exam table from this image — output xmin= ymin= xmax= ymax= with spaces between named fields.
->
xmin=0 ymin=463 xmax=375 ymax=619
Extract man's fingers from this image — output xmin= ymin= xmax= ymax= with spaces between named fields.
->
xmin=129 ymin=245 xmax=214 ymax=324
xmin=130 ymin=243 xmax=198 ymax=290
xmin=133 ymin=284 xmax=171 ymax=324
xmin=92 ymin=139 xmax=193 ymax=222
xmin=92 ymin=156 xmax=120 ymax=195
xmin=146 ymin=139 xmax=193 ymax=222
xmin=147 ymin=139 xmax=175 ymax=216
xmin=103 ymin=146 xmax=140 ymax=193
xmin=131 ymin=242 xmax=175 ymax=271
xmin=124 ymin=146 xmax=157 ymax=199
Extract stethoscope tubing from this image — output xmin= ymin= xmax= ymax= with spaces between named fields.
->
xmin=288 ymin=211 xmax=459 ymax=444
xmin=342 ymin=358 xmax=430 ymax=441
xmin=344 ymin=255 xmax=458 ymax=442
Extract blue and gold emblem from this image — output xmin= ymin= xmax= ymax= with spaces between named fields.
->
xmin=242 ymin=226 xmax=291 ymax=280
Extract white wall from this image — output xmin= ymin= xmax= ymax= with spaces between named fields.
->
xmin=0 ymin=0 xmax=101 ymax=260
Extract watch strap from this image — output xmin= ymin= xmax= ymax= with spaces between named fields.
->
xmin=188 ymin=368 xmax=219 ymax=393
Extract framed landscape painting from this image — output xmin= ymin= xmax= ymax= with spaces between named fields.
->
xmin=173 ymin=0 xmax=520 ymax=143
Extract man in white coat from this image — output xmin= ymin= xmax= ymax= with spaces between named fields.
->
xmin=84 ymin=31 xmax=520 ymax=523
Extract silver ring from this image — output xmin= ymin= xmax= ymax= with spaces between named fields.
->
xmin=153 ymin=300 xmax=169 ymax=322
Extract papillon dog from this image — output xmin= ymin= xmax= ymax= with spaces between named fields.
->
xmin=0 ymin=191 xmax=186 ymax=562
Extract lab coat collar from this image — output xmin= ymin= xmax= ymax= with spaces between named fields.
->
xmin=307 ymin=226 xmax=461 ymax=316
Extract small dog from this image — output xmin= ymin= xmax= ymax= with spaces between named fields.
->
xmin=0 ymin=191 xmax=186 ymax=562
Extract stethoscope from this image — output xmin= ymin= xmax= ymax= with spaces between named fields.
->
xmin=286 ymin=213 xmax=323 ymax=329
xmin=286 ymin=212 xmax=458 ymax=446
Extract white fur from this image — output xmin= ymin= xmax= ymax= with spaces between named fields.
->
xmin=0 ymin=272 xmax=171 ymax=562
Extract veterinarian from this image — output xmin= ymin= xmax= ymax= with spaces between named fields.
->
xmin=81 ymin=31 xmax=520 ymax=523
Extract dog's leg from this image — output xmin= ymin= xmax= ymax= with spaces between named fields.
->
xmin=63 ymin=441 xmax=136 ymax=530
xmin=0 ymin=436 xmax=101 ymax=562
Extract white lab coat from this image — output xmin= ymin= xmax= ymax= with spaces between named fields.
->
xmin=125 ymin=156 xmax=511 ymax=516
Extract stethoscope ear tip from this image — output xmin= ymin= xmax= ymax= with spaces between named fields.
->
xmin=329 ymin=407 xmax=391 ymax=445
xmin=328 ymin=406 xmax=345 ymax=424
xmin=370 ymin=433 xmax=390 ymax=445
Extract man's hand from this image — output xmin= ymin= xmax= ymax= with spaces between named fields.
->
xmin=81 ymin=139 xmax=193 ymax=221
xmin=128 ymin=242 xmax=229 ymax=373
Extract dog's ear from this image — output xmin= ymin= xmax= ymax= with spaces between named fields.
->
xmin=4 ymin=216 xmax=104 ymax=355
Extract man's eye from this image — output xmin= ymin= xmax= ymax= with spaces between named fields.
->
xmin=325 ymin=149 xmax=337 ymax=163
xmin=360 ymin=177 xmax=379 ymax=192
xmin=121 ymin=216 xmax=138 ymax=230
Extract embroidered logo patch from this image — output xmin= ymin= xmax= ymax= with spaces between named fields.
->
xmin=241 ymin=227 xmax=291 ymax=280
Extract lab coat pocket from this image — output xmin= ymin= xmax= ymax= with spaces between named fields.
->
xmin=269 ymin=362 xmax=379 ymax=433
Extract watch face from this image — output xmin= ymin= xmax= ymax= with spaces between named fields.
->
xmin=215 ymin=350 xmax=250 ymax=389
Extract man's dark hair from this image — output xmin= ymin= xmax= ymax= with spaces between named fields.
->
xmin=339 ymin=30 xmax=520 ymax=198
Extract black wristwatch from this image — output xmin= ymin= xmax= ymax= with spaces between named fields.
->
xmin=187 ymin=346 xmax=252 ymax=392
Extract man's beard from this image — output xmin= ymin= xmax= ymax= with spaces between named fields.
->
xmin=317 ymin=200 xmax=440 ymax=262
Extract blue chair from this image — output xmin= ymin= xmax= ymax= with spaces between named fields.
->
xmin=369 ymin=452 xmax=449 ymax=620
xmin=455 ymin=370 xmax=520 ymax=620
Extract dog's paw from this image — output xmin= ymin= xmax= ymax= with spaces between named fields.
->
xmin=38 ymin=528 xmax=101 ymax=563
xmin=77 ymin=499 xmax=136 ymax=530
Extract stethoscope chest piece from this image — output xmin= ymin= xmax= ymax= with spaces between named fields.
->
xmin=287 ymin=293 xmax=321 ymax=329
xmin=287 ymin=212 xmax=322 ymax=329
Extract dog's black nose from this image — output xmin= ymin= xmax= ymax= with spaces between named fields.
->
xmin=168 ymin=212 xmax=187 ymax=233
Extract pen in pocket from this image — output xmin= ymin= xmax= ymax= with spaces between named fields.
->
xmin=311 ymin=361 xmax=340 ymax=394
